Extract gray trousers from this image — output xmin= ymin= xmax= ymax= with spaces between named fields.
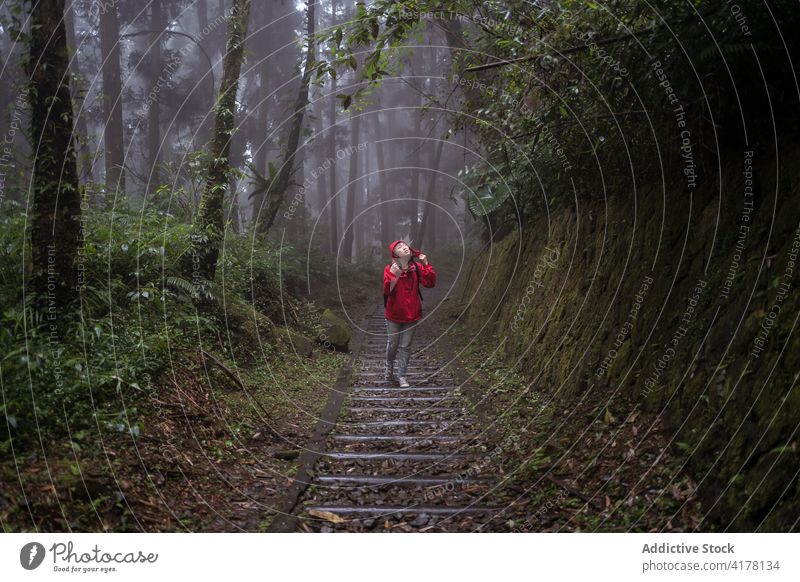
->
xmin=386 ymin=319 xmax=415 ymax=376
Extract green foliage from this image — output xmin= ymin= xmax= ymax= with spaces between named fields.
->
xmin=318 ymin=0 xmax=800 ymax=226
xmin=0 ymin=200 xmax=294 ymax=452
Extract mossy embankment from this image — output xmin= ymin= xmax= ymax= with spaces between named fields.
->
xmin=449 ymin=147 xmax=800 ymax=531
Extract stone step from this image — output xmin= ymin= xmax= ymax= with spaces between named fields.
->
xmin=332 ymin=434 xmax=471 ymax=443
xmin=323 ymin=451 xmax=475 ymax=462
xmin=304 ymin=504 xmax=497 ymax=516
xmin=315 ymin=474 xmax=490 ymax=486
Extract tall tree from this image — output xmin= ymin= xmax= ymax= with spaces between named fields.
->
xmin=253 ymin=1 xmax=274 ymax=180
xmin=373 ymin=106 xmax=391 ymax=245
xmin=64 ymin=2 xmax=90 ymax=183
xmin=257 ymin=0 xmax=316 ymax=233
xmin=147 ymin=0 xmax=164 ymax=193
xmin=415 ymin=138 xmax=444 ymax=249
xmin=189 ymin=0 xmax=252 ymax=280
xmin=98 ymin=0 xmax=125 ymax=193
xmin=327 ymin=0 xmax=341 ymax=252
xmin=28 ymin=0 xmax=82 ymax=308
xmin=340 ymin=110 xmax=361 ymax=259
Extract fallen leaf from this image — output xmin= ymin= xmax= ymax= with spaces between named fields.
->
xmin=307 ymin=509 xmax=345 ymax=524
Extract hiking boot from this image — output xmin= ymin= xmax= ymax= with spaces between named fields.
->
xmin=397 ymin=376 xmax=410 ymax=388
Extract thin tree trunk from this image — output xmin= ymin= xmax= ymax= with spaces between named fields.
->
xmin=314 ymin=93 xmax=325 ymax=214
xmin=373 ymin=105 xmax=391 ymax=245
xmin=258 ymin=0 xmax=315 ymax=233
xmin=147 ymin=0 xmax=164 ymax=193
xmin=99 ymin=1 xmax=125 ymax=194
xmin=409 ymin=92 xmax=423 ymax=239
xmin=64 ymin=3 xmax=90 ymax=184
xmin=415 ymin=138 xmax=444 ymax=249
xmin=28 ymin=0 xmax=82 ymax=308
xmin=341 ymin=112 xmax=361 ymax=259
xmin=195 ymin=0 xmax=213 ymax=147
xmin=228 ymin=175 xmax=240 ymax=233
xmin=253 ymin=1 xmax=272 ymax=179
xmin=358 ymin=147 xmax=369 ymax=255
xmin=327 ymin=67 xmax=339 ymax=254
xmin=189 ymin=0 xmax=251 ymax=280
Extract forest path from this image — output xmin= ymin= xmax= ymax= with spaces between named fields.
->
xmin=270 ymin=260 xmax=517 ymax=532
xmin=292 ymin=309 xmax=506 ymax=532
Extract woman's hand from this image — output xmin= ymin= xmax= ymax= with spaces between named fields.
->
xmin=418 ymin=253 xmax=429 ymax=266
xmin=390 ymin=262 xmax=401 ymax=276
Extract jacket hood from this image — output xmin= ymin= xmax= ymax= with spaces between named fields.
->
xmin=389 ymin=239 xmax=421 ymax=259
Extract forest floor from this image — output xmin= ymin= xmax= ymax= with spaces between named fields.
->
xmin=266 ymin=260 xmax=706 ymax=532
xmin=437 ymin=280 xmax=707 ymax=532
xmin=1 ymin=252 xmax=705 ymax=532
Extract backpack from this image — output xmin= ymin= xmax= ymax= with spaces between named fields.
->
xmin=384 ymin=259 xmax=424 ymax=307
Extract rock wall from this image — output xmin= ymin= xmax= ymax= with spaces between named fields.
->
xmin=454 ymin=147 xmax=800 ymax=530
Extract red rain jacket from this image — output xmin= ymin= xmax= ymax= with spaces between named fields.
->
xmin=383 ymin=240 xmax=437 ymax=323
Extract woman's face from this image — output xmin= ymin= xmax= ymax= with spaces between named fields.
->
xmin=394 ymin=242 xmax=411 ymax=258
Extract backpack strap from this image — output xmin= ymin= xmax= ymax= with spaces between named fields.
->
xmin=412 ymin=260 xmax=424 ymax=303
xmin=383 ymin=261 xmax=424 ymax=306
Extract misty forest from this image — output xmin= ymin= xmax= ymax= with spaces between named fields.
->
xmin=1 ymin=0 xmax=799 ymax=533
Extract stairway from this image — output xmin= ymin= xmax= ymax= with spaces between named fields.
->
xmin=295 ymin=311 xmax=500 ymax=532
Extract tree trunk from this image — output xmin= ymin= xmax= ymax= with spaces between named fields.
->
xmin=358 ymin=143 xmax=369 ymax=255
xmin=189 ymin=0 xmax=251 ymax=281
xmin=327 ymin=67 xmax=339 ymax=254
xmin=257 ymin=0 xmax=315 ymax=234
xmin=195 ymin=0 xmax=213 ymax=147
xmin=147 ymin=0 xmax=164 ymax=193
xmin=98 ymin=1 xmax=125 ymax=194
xmin=253 ymin=1 xmax=272 ymax=179
xmin=313 ymin=92 xmax=326 ymax=215
xmin=341 ymin=112 xmax=361 ymax=259
xmin=409 ymin=92 xmax=423 ymax=240
xmin=64 ymin=3 xmax=90 ymax=183
xmin=28 ymin=0 xmax=82 ymax=308
xmin=373 ymin=113 xmax=392 ymax=246
xmin=415 ymin=138 xmax=444 ymax=250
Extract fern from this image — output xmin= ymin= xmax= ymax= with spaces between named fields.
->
xmin=468 ymin=183 xmax=513 ymax=217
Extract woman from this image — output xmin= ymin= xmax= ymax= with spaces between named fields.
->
xmin=383 ymin=239 xmax=437 ymax=387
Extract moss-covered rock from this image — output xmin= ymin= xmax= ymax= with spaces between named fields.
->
xmin=318 ymin=309 xmax=352 ymax=352
xmin=281 ymin=328 xmax=314 ymax=357
xmin=453 ymin=154 xmax=800 ymax=530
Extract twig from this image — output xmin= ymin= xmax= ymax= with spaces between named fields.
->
xmin=544 ymin=474 xmax=601 ymax=508
xmin=199 ymin=349 xmax=280 ymax=432
xmin=464 ymin=5 xmax=724 ymax=73
xmin=200 ymin=349 xmax=246 ymax=391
